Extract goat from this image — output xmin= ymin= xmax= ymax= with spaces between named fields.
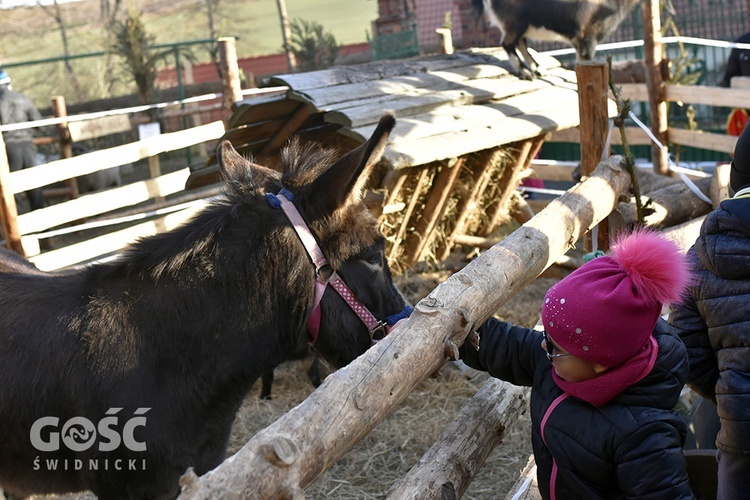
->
xmin=473 ymin=0 xmax=642 ymax=79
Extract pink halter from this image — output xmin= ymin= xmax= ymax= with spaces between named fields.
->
xmin=267 ymin=189 xmax=410 ymax=345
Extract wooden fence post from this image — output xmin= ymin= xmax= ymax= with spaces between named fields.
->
xmin=218 ymin=37 xmax=243 ymax=123
xmin=52 ymin=95 xmax=80 ymax=199
xmin=575 ymin=61 xmax=611 ymax=252
xmin=0 ymin=133 xmax=24 ymax=255
xmin=436 ymin=28 xmax=454 ymax=55
xmin=641 ymin=0 xmax=669 ymax=175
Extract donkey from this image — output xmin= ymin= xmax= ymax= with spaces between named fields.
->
xmin=473 ymin=0 xmax=640 ymax=79
xmin=0 ymin=113 xmax=409 ymax=499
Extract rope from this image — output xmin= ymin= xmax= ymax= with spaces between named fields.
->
xmin=627 ymin=111 xmax=712 ymax=204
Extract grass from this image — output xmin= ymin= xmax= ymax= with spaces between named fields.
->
xmin=0 ymin=0 xmax=379 ymax=105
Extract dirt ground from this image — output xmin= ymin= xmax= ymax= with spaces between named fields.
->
xmin=227 ymin=262 xmax=563 ymax=499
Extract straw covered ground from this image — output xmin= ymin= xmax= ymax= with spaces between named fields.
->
xmin=228 ymin=265 xmax=563 ymax=499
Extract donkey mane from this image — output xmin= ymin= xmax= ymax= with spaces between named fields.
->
xmin=98 ymin=138 xmax=354 ymax=282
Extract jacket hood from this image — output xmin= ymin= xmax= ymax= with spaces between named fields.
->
xmin=613 ymin=319 xmax=688 ymax=409
xmin=696 ymin=198 xmax=750 ymax=280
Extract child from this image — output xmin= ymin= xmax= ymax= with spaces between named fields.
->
xmin=668 ymin=123 xmax=750 ymax=499
xmin=460 ymin=228 xmax=695 ymax=499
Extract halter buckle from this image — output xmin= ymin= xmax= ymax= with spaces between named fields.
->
xmin=369 ymin=321 xmax=388 ymax=343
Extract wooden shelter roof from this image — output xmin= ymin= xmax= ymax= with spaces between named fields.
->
xmin=222 ymin=47 xmax=587 ymax=171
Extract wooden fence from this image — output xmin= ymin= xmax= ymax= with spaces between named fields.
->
xmin=548 ymin=77 xmax=750 ymax=157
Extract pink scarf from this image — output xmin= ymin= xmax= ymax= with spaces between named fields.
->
xmin=552 ymin=336 xmax=659 ymax=407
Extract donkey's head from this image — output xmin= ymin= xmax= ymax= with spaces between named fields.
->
xmin=217 ymin=114 xmax=408 ymax=368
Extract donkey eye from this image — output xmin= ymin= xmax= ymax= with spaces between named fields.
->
xmin=361 ymin=253 xmax=382 ymax=267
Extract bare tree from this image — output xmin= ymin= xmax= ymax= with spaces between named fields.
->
xmin=36 ymin=0 xmax=84 ymax=102
xmin=99 ymin=0 xmax=125 ymax=97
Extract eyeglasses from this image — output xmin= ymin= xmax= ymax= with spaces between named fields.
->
xmin=542 ymin=331 xmax=572 ymax=361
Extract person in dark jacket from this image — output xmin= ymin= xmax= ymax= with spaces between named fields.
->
xmin=0 ymin=67 xmax=45 ymax=211
xmin=461 ymin=228 xmax=695 ymax=499
xmin=720 ymin=31 xmax=750 ymax=88
xmin=668 ymin=123 xmax=750 ymax=500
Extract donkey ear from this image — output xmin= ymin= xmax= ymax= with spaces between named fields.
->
xmin=217 ymin=140 xmax=275 ymax=196
xmin=311 ymin=113 xmax=395 ymax=212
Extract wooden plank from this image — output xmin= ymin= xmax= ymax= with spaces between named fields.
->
xmin=668 ymin=127 xmax=737 ymax=154
xmin=291 ymin=63 xmax=520 ymax=110
xmin=326 ymin=71 xmax=580 ymax=130
xmin=616 ymin=83 xmax=750 ymax=109
xmin=0 ymin=134 xmax=23 ymax=255
xmin=667 ymin=85 xmax=750 ymax=109
xmin=380 ymin=86 xmax=586 ymax=169
xmin=28 ymin=203 xmax=207 ymax=272
xmin=10 ymin=121 xmax=225 ymax=194
xmin=68 ymin=114 xmax=132 ymax=142
xmin=548 ymin=126 xmax=652 ymax=145
xmin=16 ymin=169 xmax=191 ymax=235
xmin=348 ymin=71 xmax=579 ymax=143
xmin=265 ymin=47 xmax=531 ymax=92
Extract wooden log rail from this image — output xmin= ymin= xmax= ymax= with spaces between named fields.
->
xmin=177 ymin=155 xmax=632 ymax=499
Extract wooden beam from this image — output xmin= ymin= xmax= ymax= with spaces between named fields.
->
xmin=549 ymin=126 xmax=738 ymax=154
xmin=9 ymin=121 xmax=225 ymax=194
xmin=218 ymin=37 xmax=243 ymax=120
xmin=52 ymin=95 xmax=79 ymax=199
xmin=576 ymin=61 xmax=610 ymax=177
xmin=387 ymin=381 xmax=529 ymax=499
xmin=378 ymin=170 xmax=410 ymax=226
xmin=258 ymin=103 xmax=312 ymax=156
xmin=548 ymin=126 xmax=651 ymax=146
xmin=668 ymin=128 xmax=737 ymax=154
xmin=0 ymin=134 xmax=23 ymax=255
xmin=438 ymin=148 xmax=500 ymax=261
xmin=68 ymin=114 xmax=132 ymax=142
xmin=576 ymin=61 xmax=610 ymax=252
xmin=641 ymin=0 xmax=668 ymax=174
xmin=28 ymin=203 xmax=207 ymax=271
xmin=387 ymin=166 xmax=432 ymax=264
xmin=16 ymin=169 xmax=192 ymax=236
xmin=481 ymin=137 xmax=544 ymax=237
xmin=403 ymin=158 xmax=464 ymax=265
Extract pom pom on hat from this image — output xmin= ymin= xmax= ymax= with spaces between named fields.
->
xmin=0 ymin=68 xmax=10 ymax=86
xmin=541 ymin=228 xmax=690 ymax=368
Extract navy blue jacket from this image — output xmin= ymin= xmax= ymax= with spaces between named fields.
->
xmin=461 ymin=318 xmax=693 ymax=499
xmin=668 ymin=192 xmax=750 ymax=455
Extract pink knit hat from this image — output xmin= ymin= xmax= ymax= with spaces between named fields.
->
xmin=541 ymin=228 xmax=690 ymax=368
